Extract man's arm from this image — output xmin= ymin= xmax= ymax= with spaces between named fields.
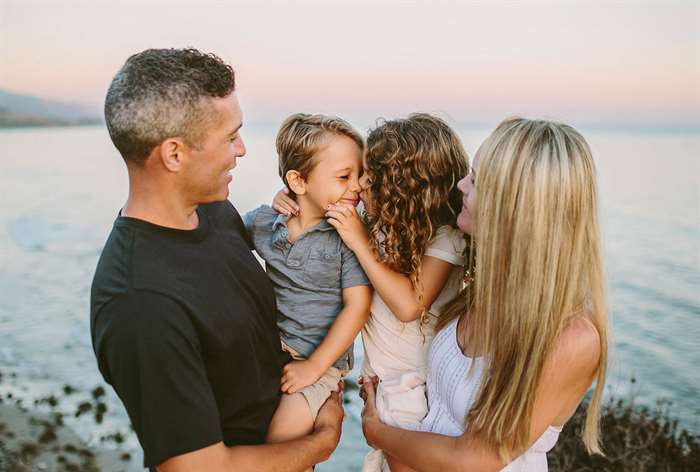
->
xmin=158 ymin=390 xmax=345 ymax=472
xmin=95 ymin=291 xmax=345 ymax=470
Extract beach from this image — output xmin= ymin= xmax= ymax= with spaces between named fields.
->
xmin=0 ymin=125 xmax=698 ymax=470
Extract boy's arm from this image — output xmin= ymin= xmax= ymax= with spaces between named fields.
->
xmin=281 ymin=284 xmax=372 ymax=394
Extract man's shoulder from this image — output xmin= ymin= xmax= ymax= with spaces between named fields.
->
xmin=200 ymin=200 xmax=240 ymax=225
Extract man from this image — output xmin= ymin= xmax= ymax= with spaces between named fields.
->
xmin=90 ymin=48 xmax=344 ymax=471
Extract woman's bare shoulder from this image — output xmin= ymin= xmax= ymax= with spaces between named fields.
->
xmin=553 ymin=316 xmax=602 ymax=377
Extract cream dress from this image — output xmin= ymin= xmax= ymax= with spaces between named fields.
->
xmin=361 ymin=225 xmax=466 ymax=472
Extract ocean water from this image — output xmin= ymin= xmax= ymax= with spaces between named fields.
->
xmin=0 ymin=125 xmax=698 ymax=469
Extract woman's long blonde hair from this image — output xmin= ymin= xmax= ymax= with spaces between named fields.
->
xmin=438 ymin=117 xmax=609 ymax=461
xmin=364 ymin=113 xmax=469 ymax=316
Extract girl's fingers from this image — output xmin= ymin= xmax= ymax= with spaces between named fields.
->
xmin=326 ymin=207 xmax=350 ymax=219
xmin=280 ymin=204 xmax=294 ymax=216
xmin=281 ymin=196 xmax=299 ymax=212
xmin=326 ymin=218 xmax=340 ymax=229
xmin=330 ymin=203 xmax=355 ymax=214
xmin=325 ymin=210 xmax=346 ymax=222
xmin=275 ymin=202 xmax=289 ymax=213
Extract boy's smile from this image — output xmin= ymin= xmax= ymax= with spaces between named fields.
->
xmin=296 ymin=134 xmax=363 ymax=220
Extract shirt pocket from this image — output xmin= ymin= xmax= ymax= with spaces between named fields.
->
xmin=304 ymin=249 xmax=341 ymax=289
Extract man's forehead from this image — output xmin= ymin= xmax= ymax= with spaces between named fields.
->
xmin=211 ymin=93 xmax=242 ymax=128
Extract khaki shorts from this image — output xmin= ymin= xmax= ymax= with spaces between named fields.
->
xmin=281 ymin=341 xmax=348 ymax=420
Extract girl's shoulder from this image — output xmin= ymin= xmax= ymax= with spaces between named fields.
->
xmin=425 ymin=225 xmax=467 ymax=265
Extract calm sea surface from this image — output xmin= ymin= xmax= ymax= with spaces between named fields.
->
xmin=0 ymin=125 xmax=698 ymax=469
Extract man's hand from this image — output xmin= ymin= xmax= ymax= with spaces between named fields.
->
xmin=281 ymin=360 xmax=324 ymax=394
xmin=313 ymin=390 xmax=345 ymax=460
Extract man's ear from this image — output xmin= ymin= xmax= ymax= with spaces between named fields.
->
xmin=158 ymin=138 xmax=187 ymax=172
xmin=286 ymin=170 xmax=306 ymax=195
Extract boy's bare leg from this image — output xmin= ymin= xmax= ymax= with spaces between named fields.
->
xmin=387 ymin=454 xmax=418 ymax=472
xmin=267 ymin=392 xmax=315 ymax=472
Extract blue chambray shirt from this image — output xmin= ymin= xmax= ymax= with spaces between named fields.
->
xmin=242 ymin=205 xmax=370 ymax=370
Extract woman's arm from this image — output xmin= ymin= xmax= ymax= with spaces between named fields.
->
xmin=325 ymin=204 xmax=454 ymax=322
xmin=281 ymin=285 xmax=372 ymax=393
xmin=361 ymin=377 xmax=503 ymax=472
xmin=361 ymin=318 xmax=601 ymax=471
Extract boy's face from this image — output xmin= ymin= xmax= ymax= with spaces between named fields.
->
xmin=302 ymin=135 xmax=362 ymax=216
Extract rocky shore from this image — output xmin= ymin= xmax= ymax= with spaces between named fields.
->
xmin=1 ymin=370 xmax=697 ymax=471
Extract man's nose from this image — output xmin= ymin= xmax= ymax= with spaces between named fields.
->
xmin=236 ymin=136 xmax=247 ymax=157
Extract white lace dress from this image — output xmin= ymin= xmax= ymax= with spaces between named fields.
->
xmin=419 ymin=317 xmax=562 ymax=471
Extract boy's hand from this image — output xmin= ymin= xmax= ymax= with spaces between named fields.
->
xmin=325 ymin=203 xmax=370 ymax=253
xmin=281 ymin=360 xmax=324 ymax=394
xmin=272 ymin=187 xmax=299 ymax=216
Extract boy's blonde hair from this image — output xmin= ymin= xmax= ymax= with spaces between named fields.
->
xmin=276 ymin=113 xmax=364 ymax=190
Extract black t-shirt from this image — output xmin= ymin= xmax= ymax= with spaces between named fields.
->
xmin=90 ymin=201 xmax=289 ymax=468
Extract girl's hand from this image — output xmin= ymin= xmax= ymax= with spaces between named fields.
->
xmin=281 ymin=360 xmax=323 ymax=394
xmin=272 ymin=187 xmax=299 ymax=216
xmin=360 ymin=375 xmax=381 ymax=447
xmin=325 ymin=203 xmax=370 ymax=253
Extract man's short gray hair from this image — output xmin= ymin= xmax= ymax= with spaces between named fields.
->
xmin=104 ymin=48 xmax=236 ymax=165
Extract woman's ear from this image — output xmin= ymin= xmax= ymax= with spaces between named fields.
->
xmin=159 ymin=138 xmax=187 ymax=172
xmin=286 ymin=170 xmax=306 ymax=196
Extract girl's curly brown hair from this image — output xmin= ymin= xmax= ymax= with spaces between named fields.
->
xmin=364 ymin=113 xmax=470 ymax=318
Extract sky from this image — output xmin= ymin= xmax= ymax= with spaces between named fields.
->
xmin=1 ymin=0 xmax=698 ymax=129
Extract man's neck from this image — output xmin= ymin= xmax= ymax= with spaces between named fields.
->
xmin=122 ymin=182 xmax=199 ymax=230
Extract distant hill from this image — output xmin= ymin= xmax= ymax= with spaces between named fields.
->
xmin=0 ymin=89 xmax=102 ymax=128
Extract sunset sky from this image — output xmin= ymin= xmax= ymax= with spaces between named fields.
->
xmin=1 ymin=0 xmax=698 ymax=129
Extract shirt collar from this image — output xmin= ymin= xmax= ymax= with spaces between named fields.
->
xmin=272 ymin=213 xmax=289 ymax=232
xmin=271 ymin=214 xmax=335 ymax=250
xmin=272 ymin=213 xmax=336 ymax=233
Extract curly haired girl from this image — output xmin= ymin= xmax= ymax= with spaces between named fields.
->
xmin=278 ymin=113 xmax=470 ymax=472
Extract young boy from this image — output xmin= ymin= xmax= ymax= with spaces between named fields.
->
xmin=243 ymin=114 xmax=372 ymax=461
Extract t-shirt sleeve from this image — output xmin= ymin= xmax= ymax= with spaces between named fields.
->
xmin=424 ymin=226 xmax=467 ymax=266
xmin=241 ymin=206 xmax=260 ymax=248
xmin=93 ymin=290 xmax=222 ymax=468
xmin=340 ymin=243 xmax=370 ymax=289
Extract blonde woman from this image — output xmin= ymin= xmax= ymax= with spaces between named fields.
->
xmin=360 ymin=117 xmax=609 ymax=471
